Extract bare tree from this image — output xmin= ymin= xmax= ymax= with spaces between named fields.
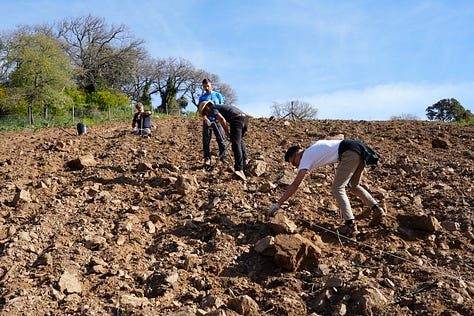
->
xmin=271 ymin=100 xmax=318 ymax=120
xmin=0 ymin=32 xmax=14 ymax=83
xmin=149 ymin=57 xmax=195 ymax=114
xmin=390 ymin=113 xmax=420 ymax=120
xmin=56 ymin=14 xmax=145 ymax=93
xmin=121 ymin=54 xmax=156 ymax=106
xmin=187 ymin=70 xmax=237 ymax=108
xmin=214 ymin=82 xmax=237 ymax=105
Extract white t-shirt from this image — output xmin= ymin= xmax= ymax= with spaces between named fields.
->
xmin=298 ymin=139 xmax=343 ymax=170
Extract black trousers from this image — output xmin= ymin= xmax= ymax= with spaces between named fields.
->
xmin=229 ymin=116 xmax=248 ymax=171
xmin=202 ymin=121 xmax=226 ymax=160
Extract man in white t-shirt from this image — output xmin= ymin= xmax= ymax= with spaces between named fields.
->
xmin=268 ymin=134 xmax=386 ymax=236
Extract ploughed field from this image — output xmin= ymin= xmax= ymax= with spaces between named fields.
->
xmin=0 ymin=117 xmax=473 ymax=315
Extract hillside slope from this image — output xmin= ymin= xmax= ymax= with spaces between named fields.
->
xmin=0 ymin=117 xmax=473 ymax=315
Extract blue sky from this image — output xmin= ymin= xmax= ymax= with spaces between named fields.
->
xmin=1 ymin=0 xmax=473 ymax=120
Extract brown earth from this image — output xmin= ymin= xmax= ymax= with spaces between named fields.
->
xmin=0 ymin=117 xmax=473 ymax=316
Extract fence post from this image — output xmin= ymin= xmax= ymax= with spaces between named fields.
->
xmin=28 ymin=106 xmax=34 ymax=125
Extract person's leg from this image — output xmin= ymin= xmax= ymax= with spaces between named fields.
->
xmin=331 ymin=150 xmax=360 ymax=221
xmin=202 ymin=122 xmax=212 ymax=160
xmin=347 ymin=157 xmax=378 ymax=208
xmin=229 ymin=119 xmax=244 ymax=171
xmin=241 ymin=117 xmax=248 ymax=164
xmin=213 ymin=122 xmax=227 ymax=161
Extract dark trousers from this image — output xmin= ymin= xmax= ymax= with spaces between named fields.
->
xmin=229 ymin=116 xmax=248 ymax=171
xmin=202 ymin=121 xmax=226 ymax=160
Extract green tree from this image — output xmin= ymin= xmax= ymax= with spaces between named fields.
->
xmin=6 ymin=33 xmax=73 ymax=124
xmin=87 ymin=90 xmax=130 ymax=109
xmin=426 ymin=98 xmax=473 ymax=122
xmin=271 ymin=100 xmax=319 ymax=120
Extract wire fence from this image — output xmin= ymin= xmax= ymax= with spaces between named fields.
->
xmin=0 ymin=104 xmax=195 ymax=131
xmin=0 ymin=106 xmax=135 ymax=131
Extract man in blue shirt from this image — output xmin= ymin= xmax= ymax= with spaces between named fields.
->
xmin=198 ymin=78 xmax=227 ymax=166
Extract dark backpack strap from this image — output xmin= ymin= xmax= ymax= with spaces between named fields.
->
xmin=360 ymin=144 xmax=379 ymax=169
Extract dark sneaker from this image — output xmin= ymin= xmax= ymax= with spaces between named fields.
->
xmin=337 ymin=222 xmax=359 ymax=237
xmin=370 ymin=204 xmax=387 ymax=226
xmin=204 ymin=158 xmax=211 ymax=166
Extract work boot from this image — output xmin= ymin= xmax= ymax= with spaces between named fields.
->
xmin=370 ymin=204 xmax=386 ymax=226
xmin=337 ymin=220 xmax=358 ymax=237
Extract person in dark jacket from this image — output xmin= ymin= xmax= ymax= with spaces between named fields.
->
xmin=199 ymin=101 xmax=249 ymax=181
xmin=268 ymin=134 xmax=386 ymax=236
xmin=131 ymin=102 xmax=152 ymax=137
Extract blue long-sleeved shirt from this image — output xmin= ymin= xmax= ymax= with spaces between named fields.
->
xmin=199 ymin=91 xmax=224 ymax=121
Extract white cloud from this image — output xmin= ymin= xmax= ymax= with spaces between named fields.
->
xmin=309 ymin=82 xmax=474 ymax=120
xmin=239 ymin=82 xmax=474 ymax=120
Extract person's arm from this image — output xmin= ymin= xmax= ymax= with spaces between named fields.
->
xmin=217 ymin=93 xmax=224 ymax=105
xmin=132 ymin=115 xmax=137 ymax=128
xmin=203 ymin=116 xmax=211 ymax=126
xmin=269 ymin=169 xmax=308 ymax=216
xmin=276 ymin=169 xmax=308 ymax=206
xmin=198 ymin=99 xmax=211 ymax=125
xmin=216 ymin=113 xmax=229 ymax=134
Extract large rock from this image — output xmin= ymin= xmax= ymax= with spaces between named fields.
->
xmin=228 ymin=295 xmax=259 ymax=316
xmin=397 ymin=214 xmax=441 ymax=232
xmin=66 ymin=154 xmax=97 ymax=169
xmin=351 ymin=285 xmax=389 ymax=315
xmin=269 ymin=212 xmax=298 ymax=234
xmin=274 ymin=233 xmax=321 ymax=271
xmin=58 ymin=270 xmax=82 ymax=294
xmin=245 ymin=159 xmax=267 ymax=177
xmin=12 ymin=189 xmax=31 ymax=205
xmin=254 ymin=236 xmax=276 ymax=256
xmin=277 ymin=170 xmax=296 ymax=187
xmin=431 ymin=137 xmax=451 ymax=149
xmin=175 ymin=174 xmax=199 ymax=195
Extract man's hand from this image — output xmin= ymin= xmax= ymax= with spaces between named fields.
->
xmin=222 ymin=121 xmax=229 ymax=135
xmin=268 ymin=203 xmax=280 ymax=217
xmin=204 ymin=117 xmax=211 ymax=126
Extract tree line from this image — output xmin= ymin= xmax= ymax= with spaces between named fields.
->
xmin=0 ymin=14 xmax=237 ymax=125
xmin=1 ymin=14 xmax=472 ymax=126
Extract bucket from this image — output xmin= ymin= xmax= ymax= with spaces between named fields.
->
xmin=77 ymin=123 xmax=88 ymax=135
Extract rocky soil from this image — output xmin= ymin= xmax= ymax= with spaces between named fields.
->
xmin=0 ymin=117 xmax=473 ymax=316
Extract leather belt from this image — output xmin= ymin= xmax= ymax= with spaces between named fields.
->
xmin=230 ymin=113 xmax=246 ymax=120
